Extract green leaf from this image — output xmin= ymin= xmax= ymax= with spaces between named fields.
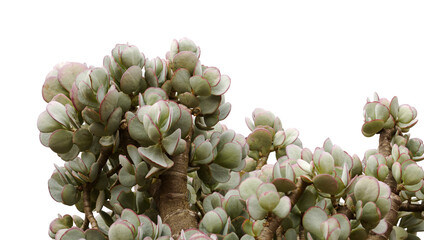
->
xmin=37 ymin=111 xmax=64 ymax=133
xmin=247 ymin=128 xmax=273 ymax=155
xmin=121 ymin=209 xmax=141 ymax=229
xmin=173 ymin=51 xmax=199 ymax=73
xmin=120 ymin=66 xmax=143 ymax=94
xmin=47 ymin=101 xmax=70 ymax=128
xmin=392 ymin=162 xmax=402 ymax=183
xmin=72 ymin=128 xmax=93 ymax=151
xmin=171 ymin=68 xmax=191 ymax=93
xmin=58 ymin=63 xmax=88 ymax=92
xmin=198 ymin=95 xmax=221 ymax=115
xmin=246 ymin=195 xmax=267 ymax=220
xmin=200 ymin=210 xmax=224 ymax=233
xmin=49 ymin=129 xmax=74 ymax=154
xmin=390 ymin=96 xmax=399 ymax=119
xmin=332 ymin=214 xmax=351 ymax=240
xmin=138 ymin=145 xmax=173 ymax=169
xmin=223 ymin=195 xmax=243 ymax=219
xmin=360 ymin=202 xmax=381 ymax=230
xmin=108 ymin=220 xmax=136 ymax=240
xmin=85 ymin=229 xmax=107 ymax=240
xmin=143 ymin=114 xmax=161 ymax=143
xmin=61 ymin=184 xmax=79 ymax=205
xmin=127 ymin=144 xmax=142 ymax=166
xmin=192 ymin=140 xmax=213 ymax=165
xmin=302 ymin=206 xmax=328 ymax=238
xmin=272 ymin=196 xmax=291 ymax=218
xmin=214 ymin=142 xmax=242 ymax=169
xmin=42 ymin=75 xmax=69 ymax=102
xmin=313 ymin=174 xmax=339 ymax=195
xmin=239 ymin=177 xmax=263 ymax=200
xmin=178 ymin=92 xmax=199 ymax=108
xmin=272 ymin=178 xmax=296 ymax=193
xmin=402 ymin=164 xmax=424 ymax=185
xmin=354 ymin=176 xmax=380 ymax=203
xmin=210 ymin=163 xmax=231 ymax=183
xmin=190 ymin=76 xmax=211 ymax=96
xmin=211 ymin=74 xmax=231 ymax=96
xmin=362 ymin=120 xmax=385 ymax=137
xmin=258 ymin=190 xmax=280 ymax=211
xmin=317 ymin=152 xmax=335 ymax=174
xmin=162 ymin=129 xmax=182 ymax=156
xmin=58 ymin=227 xmax=85 ymax=240
xmin=100 ymin=87 xmax=119 ymax=122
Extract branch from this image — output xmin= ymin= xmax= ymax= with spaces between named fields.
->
xmin=83 ymin=184 xmax=98 ymax=229
xmin=399 ymin=202 xmax=424 ymax=212
xmin=258 ymin=178 xmax=309 ymax=240
xmin=368 ymin=128 xmax=400 ymax=240
xmin=256 ymin=154 xmax=270 ymax=170
xmin=157 ymin=127 xmax=198 ymax=236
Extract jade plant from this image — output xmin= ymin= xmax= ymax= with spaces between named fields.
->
xmin=39 ymin=39 xmax=424 ymax=240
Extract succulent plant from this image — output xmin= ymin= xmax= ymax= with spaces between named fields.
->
xmin=362 ymin=93 xmax=418 ymax=137
xmin=39 ymin=41 xmax=424 ymax=240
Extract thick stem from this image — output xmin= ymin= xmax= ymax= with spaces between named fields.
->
xmin=83 ymin=184 xmax=98 ymax=229
xmin=368 ymin=128 xmax=399 ymax=240
xmin=157 ymin=129 xmax=198 ymax=236
xmin=256 ymin=154 xmax=270 ymax=170
xmin=258 ymin=179 xmax=309 ymax=240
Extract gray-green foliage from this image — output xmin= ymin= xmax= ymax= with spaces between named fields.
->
xmin=39 ymin=39 xmax=424 ymax=240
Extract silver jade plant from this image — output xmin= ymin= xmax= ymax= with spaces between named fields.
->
xmin=39 ymin=40 xmax=424 ymax=240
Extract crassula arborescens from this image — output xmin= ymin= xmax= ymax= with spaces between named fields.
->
xmin=39 ymin=39 xmax=424 ymax=240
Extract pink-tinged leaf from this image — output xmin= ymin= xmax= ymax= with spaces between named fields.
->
xmin=162 ymin=129 xmax=181 ymax=156
xmin=47 ymin=101 xmax=70 ymax=128
xmin=211 ymin=74 xmax=231 ymax=96
xmin=99 ymin=86 xmax=119 ymax=122
xmin=58 ymin=62 xmax=88 ymax=92
xmin=43 ymin=75 xmax=69 ymax=102
xmin=138 ymin=145 xmax=173 ymax=169
xmin=203 ymin=67 xmax=221 ymax=87
xmin=246 ymin=195 xmax=267 ymax=220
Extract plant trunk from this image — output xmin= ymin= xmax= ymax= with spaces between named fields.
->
xmin=157 ymin=129 xmax=198 ymax=236
xmin=368 ymin=128 xmax=399 ymax=240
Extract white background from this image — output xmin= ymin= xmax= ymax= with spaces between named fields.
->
xmin=1 ymin=0 xmax=424 ymax=238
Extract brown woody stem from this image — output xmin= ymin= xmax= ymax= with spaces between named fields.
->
xmin=157 ymin=128 xmax=198 ymax=236
xmin=368 ymin=128 xmax=400 ymax=240
xmin=258 ymin=178 xmax=309 ymax=240
xmin=399 ymin=202 xmax=424 ymax=212
xmin=83 ymin=184 xmax=98 ymax=229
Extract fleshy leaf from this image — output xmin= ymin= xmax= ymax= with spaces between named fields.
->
xmin=49 ymin=129 xmax=74 ymax=154
xmin=272 ymin=196 xmax=291 ymax=218
xmin=246 ymin=196 xmax=267 ymax=220
xmin=214 ymin=142 xmax=242 ymax=169
xmin=302 ymin=206 xmax=328 ymax=238
xmin=313 ymin=174 xmax=339 ymax=195
xmin=162 ymin=129 xmax=182 ymax=156
xmin=138 ymin=145 xmax=173 ymax=169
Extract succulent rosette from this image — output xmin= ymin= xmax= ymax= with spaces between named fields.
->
xmin=167 ymin=38 xmax=231 ymax=130
xmin=344 ymin=176 xmax=392 ymax=235
xmin=191 ymin=128 xmax=248 ymax=187
xmin=362 ymin=93 xmax=418 ymax=137
xmin=108 ymin=209 xmax=172 ymax=240
xmin=103 ymin=44 xmax=147 ymax=95
xmin=245 ymin=108 xmax=301 ymax=162
xmin=38 ymin=64 xmax=98 ymax=160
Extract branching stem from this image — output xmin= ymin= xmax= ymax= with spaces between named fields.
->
xmin=258 ymin=178 xmax=310 ymax=240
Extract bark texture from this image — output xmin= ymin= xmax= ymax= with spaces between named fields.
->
xmin=157 ymin=129 xmax=198 ymax=236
